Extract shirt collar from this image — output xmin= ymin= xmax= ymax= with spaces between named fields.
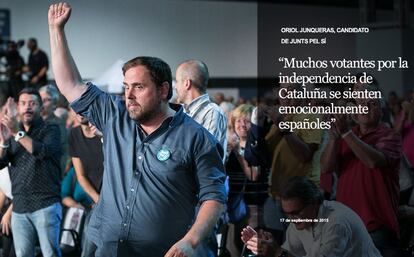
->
xmin=318 ymin=200 xmax=330 ymax=218
xmin=19 ymin=116 xmax=43 ymax=133
xmin=136 ymin=103 xmax=184 ymax=142
xmin=310 ymin=201 xmax=330 ymax=234
xmin=184 ymin=94 xmax=210 ymax=115
xmin=169 ymin=103 xmax=185 ymax=128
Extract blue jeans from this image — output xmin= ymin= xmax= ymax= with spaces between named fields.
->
xmin=11 ymin=202 xmax=62 ymax=257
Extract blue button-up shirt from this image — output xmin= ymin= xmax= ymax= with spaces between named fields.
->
xmin=71 ymin=84 xmax=226 ymax=256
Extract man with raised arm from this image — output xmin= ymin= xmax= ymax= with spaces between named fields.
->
xmin=320 ymin=89 xmax=401 ymax=255
xmin=48 ymin=3 xmax=226 ymax=257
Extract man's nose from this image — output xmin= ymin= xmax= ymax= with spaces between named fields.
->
xmin=125 ymin=88 xmax=134 ymax=99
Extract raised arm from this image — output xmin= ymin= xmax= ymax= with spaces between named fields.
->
xmin=320 ymin=127 xmax=340 ymax=174
xmin=48 ymin=2 xmax=86 ymax=103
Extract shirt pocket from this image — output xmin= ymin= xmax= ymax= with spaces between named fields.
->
xmin=144 ymin=145 xmax=188 ymax=174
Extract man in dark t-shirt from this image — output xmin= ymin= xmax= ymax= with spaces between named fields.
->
xmin=26 ymin=38 xmax=49 ymax=89
xmin=68 ymin=113 xmax=103 ymax=257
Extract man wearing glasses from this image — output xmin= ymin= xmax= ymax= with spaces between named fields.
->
xmin=241 ymin=177 xmax=381 ymax=257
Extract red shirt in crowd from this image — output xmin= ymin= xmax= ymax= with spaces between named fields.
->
xmin=336 ymin=123 xmax=402 ymax=237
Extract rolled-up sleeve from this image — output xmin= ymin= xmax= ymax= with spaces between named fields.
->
xmin=70 ymin=83 xmax=119 ymax=133
xmin=193 ymin=131 xmax=227 ymax=204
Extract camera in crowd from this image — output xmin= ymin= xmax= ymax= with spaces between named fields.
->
xmin=0 ymin=37 xmax=25 ymax=79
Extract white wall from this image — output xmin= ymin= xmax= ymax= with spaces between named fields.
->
xmin=0 ymin=0 xmax=257 ymax=79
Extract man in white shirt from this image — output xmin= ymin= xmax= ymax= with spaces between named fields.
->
xmin=175 ymin=60 xmax=227 ymax=159
xmin=241 ymin=176 xmax=381 ymax=257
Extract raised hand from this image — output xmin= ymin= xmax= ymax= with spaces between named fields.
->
xmin=1 ymin=112 xmax=18 ymax=136
xmin=227 ymin=131 xmax=240 ymax=154
xmin=328 ymin=118 xmax=340 ymax=141
xmin=333 ymin=114 xmax=350 ymax=136
xmin=48 ymin=2 xmax=71 ymax=28
xmin=241 ymin=226 xmax=257 ymax=244
xmin=242 ymin=227 xmax=276 ymax=256
xmin=0 ymin=124 xmax=12 ymax=144
xmin=251 ymin=106 xmax=267 ymax=127
xmin=4 ymin=97 xmax=17 ymax=118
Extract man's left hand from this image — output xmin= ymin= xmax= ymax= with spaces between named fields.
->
xmin=164 ymin=238 xmax=195 ymax=257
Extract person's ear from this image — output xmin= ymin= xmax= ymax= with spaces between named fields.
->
xmin=159 ymin=82 xmax=170 ymax=101
xmin=184 ymin=79 xmax=191 ymax=90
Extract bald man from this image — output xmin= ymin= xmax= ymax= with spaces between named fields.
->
xmin=175 ymin=60 xmax=227 ymax=159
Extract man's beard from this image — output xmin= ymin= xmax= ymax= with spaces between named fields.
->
xmin=20 ymin=111 xmax=37 ymax=125
xmin=127 ymin=99 xmax=162 ymax=123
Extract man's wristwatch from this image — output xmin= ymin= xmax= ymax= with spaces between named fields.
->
xmin=14 ymin=131 xmax=26 ymax=142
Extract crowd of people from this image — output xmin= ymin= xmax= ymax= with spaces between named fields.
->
xmin=0 ymin=37 xmax=49 ymax=103
xmin=0 ymin=2 xmax=412 ymax=257
xmin=234 ymin=82 xmax=414 ymax=257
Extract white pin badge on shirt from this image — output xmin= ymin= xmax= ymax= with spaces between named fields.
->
xmin=157 ymin=147 xmax=171 ymax=161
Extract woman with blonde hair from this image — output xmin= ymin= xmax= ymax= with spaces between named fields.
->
xmin=226 ymin=104 xmax=267 ymax=256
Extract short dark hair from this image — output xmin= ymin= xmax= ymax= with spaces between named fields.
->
xmin=28 ymin=38 xmax=38 ymax=47
xmin=18 ymin=87 xmax=43 ymax=106
xmin=122 ymin=56 xmax=172 ymax=100
xmin=279 ymin=176 xmax=323 ymax=205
